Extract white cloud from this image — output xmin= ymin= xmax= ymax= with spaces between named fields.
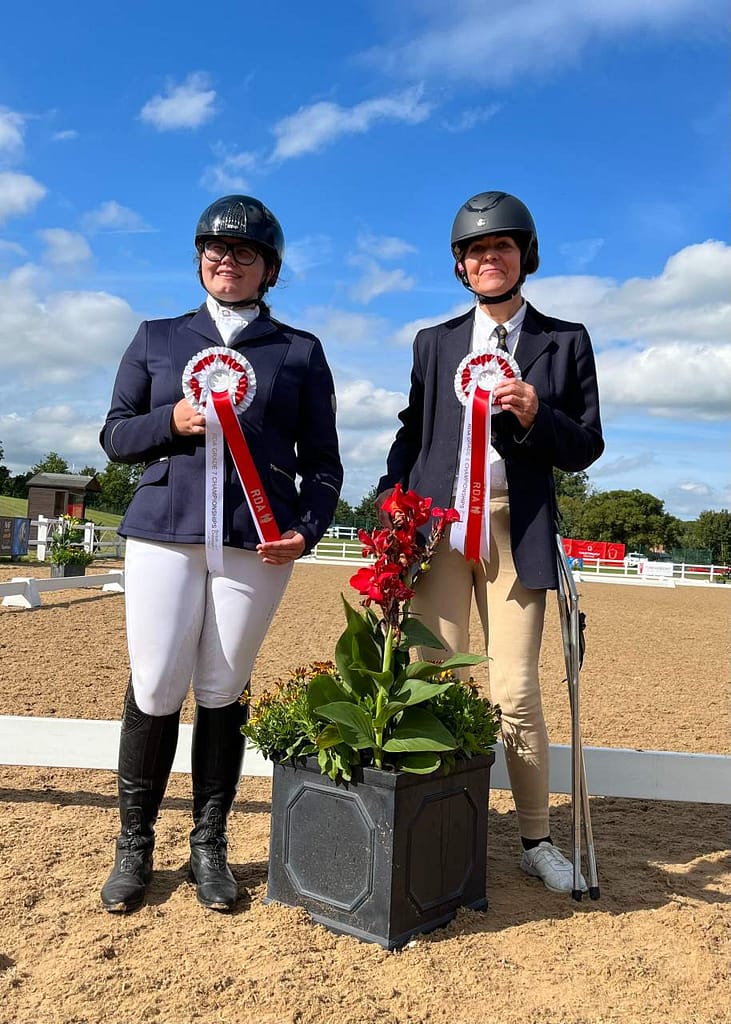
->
xmin=52 ymin=129 xmax=79 ymax=142
xmin=598 ymin=343 xmax=730 ymax=418
xmin=140 ymin=72 xmax=216 ymax=131
xmin=200 ymin=146 xmax=256 ymax=192
xmin=441 ymin=104 xmax=501 ymax=133
xmin=663 ymin=481 xmax=724 ymax=519
xmin=284 ymin=235 xmax=333 ymax=278
xmin=559 ymin=237 xmax=605 ymax=270
xmin=272 ymin=87 xmax=432 ymax=160
xmin=38 ymin=228 xmax=92 ymax=266
xmin=0 ymin=239 xmax=27 ymax=258
xmin=0 ymin=108 xmax=25 ymax=161
xmin=81 ymin=200 xmax=151 ymax=234
xmin=592 ymin=452 xmax=656 ymax=477
xmin=0 ymin=172 xmax=47 ymax=224
xmin=357 ymin=233 xmax=417 ymax=260
xmin=348 ymin=257 xmax=415 ymax=303
xmin=0 ymin=407 xmax=108 ymax=476
xmin=0 ymin=263 xmax=141 ymax=472
xmin=390 ymin=302 xmax=471 ymax=346
xmin=524 ymin=240 xmax=731 ymax=417
xmin=344 ymin=236 xmax=419 ymax=303
xmin=0 ymin=266 xmax=139 ymax=381
xmin=292 ymin=306 xmax=388 ymax=348
xmin=336 ymin=379 xmax=407 ymax=430
xmin=364 ymin=0 xmax=724 ymax=83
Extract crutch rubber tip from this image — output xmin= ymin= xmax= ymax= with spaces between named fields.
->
xmin=571 ymin=890 xmax=583 ymax=902
xmin=589 ymin=886 xmax=600 ymax=900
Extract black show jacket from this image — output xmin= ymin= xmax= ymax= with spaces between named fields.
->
xmin=377 ymin=303 xmax=604 ymax=589
xmin=101 ymin=305 xmax=343 ymax=555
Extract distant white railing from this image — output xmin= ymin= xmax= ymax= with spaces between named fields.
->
xmin=16 ymin=518 xmax=731 ymax=586
xmin=570 ymin=556 xmax=730 ymax=586
xmin=32 ymin=516 xmax=124 ymax=561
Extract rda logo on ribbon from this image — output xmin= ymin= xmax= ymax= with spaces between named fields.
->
xmin=182 ymin=347 xmax=280 ymax=573
xmin=451 ymin=346 xmax=521 ymax=562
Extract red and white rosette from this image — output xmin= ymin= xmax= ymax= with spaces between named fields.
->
xmin=451 ymin=346 xmax=521 ymax=562
xmin=182 ymin=347 xmax=280 ymax=574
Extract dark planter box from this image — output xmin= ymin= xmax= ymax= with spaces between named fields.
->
xmin=50 ymin=564 xmax=87 ymax=578
xmin=266 ymin=751 xmax=495 ymax=949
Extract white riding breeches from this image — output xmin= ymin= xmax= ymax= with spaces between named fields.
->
xmin=123 ymin=538 xmax=293 ymax=716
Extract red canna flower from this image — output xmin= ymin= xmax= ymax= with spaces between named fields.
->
xmin=432 ymin=507 xmax=460 ymax=524
xmin=381 ymin=483 xmax=432 ymax=528
xmin=357 ymin=527 xmax=392 ymax=558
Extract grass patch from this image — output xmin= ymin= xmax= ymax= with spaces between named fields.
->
xmin=0 ymin=497 xmax=121 ymax=528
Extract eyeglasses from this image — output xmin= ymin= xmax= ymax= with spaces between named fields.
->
xmin=200 ymin=240 xmax=260 ymax=266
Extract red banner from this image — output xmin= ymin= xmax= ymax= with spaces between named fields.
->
xmin=562 ymin=538 xmax=626 ymax=560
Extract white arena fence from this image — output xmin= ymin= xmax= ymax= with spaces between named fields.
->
xmin=23 ymin=518 xmax=731 ymax=586
xmin=1 ymin=716 xmax=728 ymax=805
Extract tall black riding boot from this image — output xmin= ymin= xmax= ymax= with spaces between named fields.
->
xmin=189 ymin=698 xmax=247 ymax=912
xmin=100 ymin=683 xmax=180 ymax=913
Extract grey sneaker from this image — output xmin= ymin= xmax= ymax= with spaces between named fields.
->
xmin=520 ymin=841 xmax=588 ymax=894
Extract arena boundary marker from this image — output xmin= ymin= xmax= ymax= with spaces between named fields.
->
xmin=0 ymin=571 xmax=124 ymax=609
xmin=1 ymin=715 xmax=728 ymax=804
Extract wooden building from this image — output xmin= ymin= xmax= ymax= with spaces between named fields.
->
xmin=26 ymin=473 xmax=101 ymax=525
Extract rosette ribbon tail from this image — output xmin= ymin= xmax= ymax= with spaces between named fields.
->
xmin=450 ymin=387 xmax=492 ymax=562
xmin=208 ymin=389 xmax=280 ymax=554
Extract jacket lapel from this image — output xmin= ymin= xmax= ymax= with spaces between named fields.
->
xmin=516 ymin=303 xmax=554 ymax=377
xmin=439 ymin=310 xmax=473 ymax=457
xmin=187 ymin=304 xmax=220 ymax=346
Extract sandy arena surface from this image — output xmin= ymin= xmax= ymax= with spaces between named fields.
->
xmin=0 ymin=560 xmax=729 ymax=1024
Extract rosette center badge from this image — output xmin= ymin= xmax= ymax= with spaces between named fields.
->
xmin=454 ymin=346 xmax=521 ymax=408
xmin=182 ymin=346 xmax=257 ymax=413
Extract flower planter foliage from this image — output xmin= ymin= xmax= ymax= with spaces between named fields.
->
xmin=245 ymin=485 xmax=502 ymax=946
xmin=47 ymin=515 xmax=94 ymax=572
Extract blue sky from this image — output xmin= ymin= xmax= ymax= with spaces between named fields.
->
xmin=0 ymin=0 xmax=728 ymax=518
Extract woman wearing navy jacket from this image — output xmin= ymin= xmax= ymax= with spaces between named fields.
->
xmin=378 ymin=191 xmax=603 ymax=895
xmin=100 ymin=195 xmax=343 ymax=914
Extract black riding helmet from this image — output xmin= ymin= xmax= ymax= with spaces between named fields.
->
xmin=195 ymin=195 xmax=285 ymax=304
xmin=451 ymin=191 xmax=539 ymax=304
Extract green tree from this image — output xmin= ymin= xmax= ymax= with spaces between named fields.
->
xmin=333 ymin=497 xmax=354 ymax=526
xmin=30 ymin=452 xmax=69 ymax=475
xmin=554 ymin=469 xmax=591 ymax=501
xmin=79 ymin=465 xmax=103 ymax=509
xmin=353 ymin=484 xmax=380 ymax=531
xmin=690 ymin=509 xmax=731 ymax=563
xmin=95 ymin=461 xmax=144 ymax=515
xmin=580 ymin=489 xmax=676 ymax=550
xmin=554 ymin=469 xmax=592 ymax=538
xmin=1 ymin=471 xmax=31 ymax=497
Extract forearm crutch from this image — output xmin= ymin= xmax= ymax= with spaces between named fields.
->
xmin=555 ymin=534 xmax=600 ymax=901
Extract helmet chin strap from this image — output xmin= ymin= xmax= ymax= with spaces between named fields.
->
xmin=457 ymin=264 xmax=524 ymax=306
xmin=212 ymin=293 xmax=261 ymax=309
xmin=474 ymin=280 xmax=522 ymax=305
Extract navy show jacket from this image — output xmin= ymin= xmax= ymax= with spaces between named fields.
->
xmin=377 ymin=303 xmax=604 ymax=589
xmin=100 ymin=305 xmax=343 ymax=554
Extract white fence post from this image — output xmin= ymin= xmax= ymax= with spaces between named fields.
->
xmin=36 ymin=515 xmax=49 ymax=561
xmin=83 ymin=520 xmax=95 ymax=554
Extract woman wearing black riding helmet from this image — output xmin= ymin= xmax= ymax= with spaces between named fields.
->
xmin=99 ymin=194 xmax=343 ymax=915
xmin=377 ymin=190 xmax=603 ymax=895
